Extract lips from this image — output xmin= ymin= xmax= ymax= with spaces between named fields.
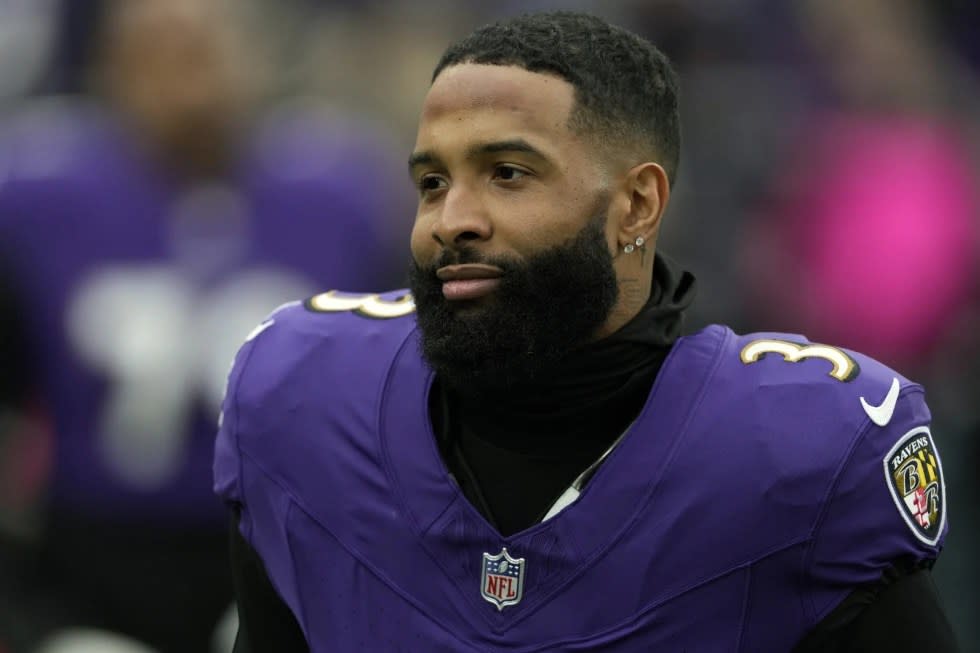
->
xmin=436 ymin=264 xmax=503 ymax=301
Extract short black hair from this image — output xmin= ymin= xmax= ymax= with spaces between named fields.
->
xmin=433 ymin=11 xmax=681 ymax=185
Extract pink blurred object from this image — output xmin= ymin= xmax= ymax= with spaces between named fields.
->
xmin=745 ymin=112 xmax=979 ymax=367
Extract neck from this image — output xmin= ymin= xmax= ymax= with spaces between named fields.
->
xmin=446 ymin=333 xmax=664 ymax=456
xmin=593 ymin=253 xmax=654 ymax=339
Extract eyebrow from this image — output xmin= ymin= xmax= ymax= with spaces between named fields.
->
xmin=407 ymin=138 xmax=549 ymax=175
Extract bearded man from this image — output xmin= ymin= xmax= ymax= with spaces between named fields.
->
xmin=215 ymin=11 xmax=957 ymax=652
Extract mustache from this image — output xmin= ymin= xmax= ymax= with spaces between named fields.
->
xmin=416 ymin=246 xmax=517 ymax=275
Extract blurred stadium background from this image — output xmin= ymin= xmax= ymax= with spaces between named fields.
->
xmin=0 ymin=0 xmax=976 ymax=651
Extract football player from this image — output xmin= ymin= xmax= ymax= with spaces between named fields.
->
xmin=216 ymin=11 xmax=958 ymax=652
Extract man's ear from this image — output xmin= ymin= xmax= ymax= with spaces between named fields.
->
xmin=616 ymin=161 xmax=670 ymax=246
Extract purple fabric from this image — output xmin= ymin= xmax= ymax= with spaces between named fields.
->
xmin=215 ymin=298 xmax=946 ymax=651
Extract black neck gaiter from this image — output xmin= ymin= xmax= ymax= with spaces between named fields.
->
xmin=432 ymin=255 xmax=697 ymax=535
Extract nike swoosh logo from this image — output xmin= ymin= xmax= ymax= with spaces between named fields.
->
xmin=860 ymin=377 xmax=901 ymax=427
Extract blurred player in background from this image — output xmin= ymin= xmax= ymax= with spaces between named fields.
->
xmin=0 ymin=0 xmax=407 ymax=651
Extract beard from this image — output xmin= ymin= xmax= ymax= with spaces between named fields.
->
xmin=409 ymin=206 xmax=619 ymax=393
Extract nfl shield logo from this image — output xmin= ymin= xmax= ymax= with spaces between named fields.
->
xmin=480 ymin=547 xmax=526 ymax=611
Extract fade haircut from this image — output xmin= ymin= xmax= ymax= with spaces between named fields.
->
xmin=433 ymin=11 xmax=681 ymax=185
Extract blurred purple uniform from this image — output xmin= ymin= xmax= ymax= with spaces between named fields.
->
xmin=0 ymin=100 xmax=406 ymax=526
xmin=215 ymin=293 xmax=947 ymax=651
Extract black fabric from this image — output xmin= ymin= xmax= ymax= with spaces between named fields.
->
xmin=792 ymin=562 xmax=958 ymax=652
xmin=433 ymin=254 xmax=695 ymax=535
xmin=230 ymin=508 xmax=308 ymax=653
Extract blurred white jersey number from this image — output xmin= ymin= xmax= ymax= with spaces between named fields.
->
xmin=67 ymin=264 xmax=312 ymax=489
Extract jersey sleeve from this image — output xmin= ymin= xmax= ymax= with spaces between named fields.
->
xmin=213 ymin=304 xmax=294 ymax=515
xmin=212 ymin=308 xmax=311 ymax=636
xmin=804 ymin=385 xmax=948 ymax=624
xmin=212 ymin=330 xmax=258 ymax=508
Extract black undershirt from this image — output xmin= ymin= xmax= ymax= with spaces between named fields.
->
xmin=432 ymin=254 xmax=694 ymax=535
xmin=229 ymin=256 xmax=958 ymax=651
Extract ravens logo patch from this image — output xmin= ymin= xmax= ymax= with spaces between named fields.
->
xmin=883 ymin=427 xmax=946 ymax=546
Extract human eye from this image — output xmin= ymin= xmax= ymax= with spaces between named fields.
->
xmin=492 ymin=164 xmax=529 ymax=183
xmin=416 ymin=173 xmax=448 ymax=196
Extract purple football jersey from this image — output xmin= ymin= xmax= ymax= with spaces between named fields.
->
xmin=0 ymin=100 xmax=406 ymax=525
xmin=215 ymin=292 xmax=947 ymax=651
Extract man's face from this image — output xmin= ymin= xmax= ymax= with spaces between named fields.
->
xmin=408 ymin=64 xmax=620 ymax=389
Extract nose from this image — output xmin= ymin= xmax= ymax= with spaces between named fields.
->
xmin=431 ymin=185 xmax=492 ymax=247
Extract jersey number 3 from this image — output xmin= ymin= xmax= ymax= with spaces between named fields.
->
xmin=305 ymin=291 xmax=416 ymax=319
xmin=740 ymin=339 xmax=859 ymax=382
